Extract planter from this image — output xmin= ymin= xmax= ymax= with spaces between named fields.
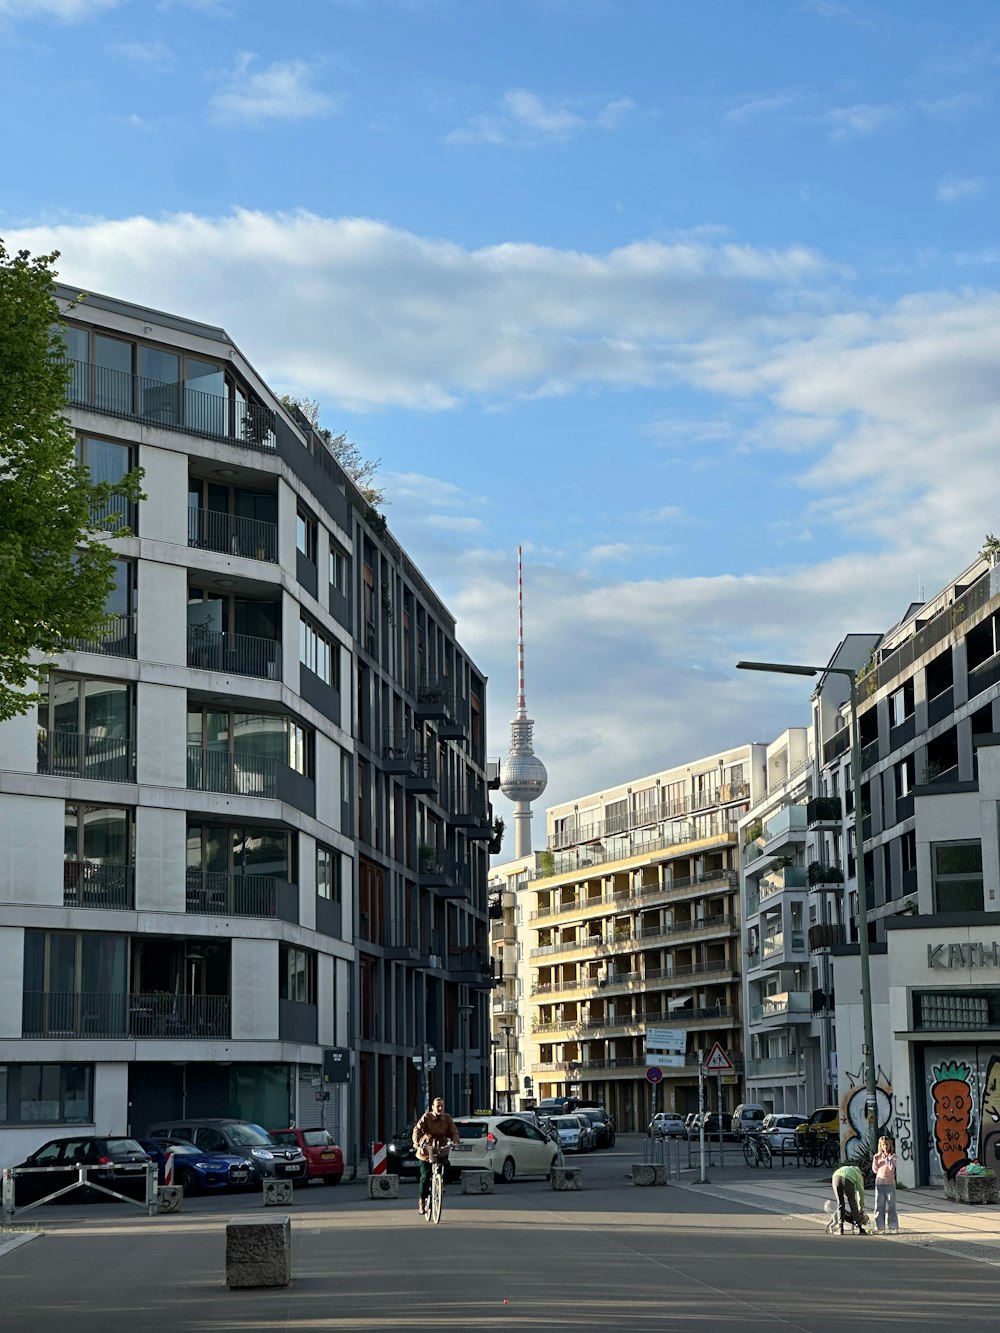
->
xmin=944 ymin=1174 xmax=999 ymax=1205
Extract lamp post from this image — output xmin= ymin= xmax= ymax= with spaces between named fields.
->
xmin=459 ymin=1003 xmax=474 ymax=1116
xmin=491 ymin=1038 xmax=500 ymax=1110
xmin=502 ymin=1024 xmax=514 ymax=1112
xmin=736 ymin=658 xmax=878 ymax=1155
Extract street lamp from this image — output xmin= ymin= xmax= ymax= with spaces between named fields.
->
xmin=491 ymin=1037 xmax=500 ymax=1110
xmin=459 ymin=1003 xmax=474 ymax=1117
xmin=736 ymin=658 xmax=878 ymax=1154
xmin=502 ymin=1024 xmax=514 ymax=1113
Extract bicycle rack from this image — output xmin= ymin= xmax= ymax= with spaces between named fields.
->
xmin=1 ymin=1161 xmax=159 ymax=1223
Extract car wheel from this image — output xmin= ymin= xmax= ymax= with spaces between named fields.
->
xmin=323 ymin=1175 xmax=342 ymax=1186
xmin=176 ymin=1167 xmax=198 ymax=1196
xmin=500 ymin=1156 xmax=516 ymax=1184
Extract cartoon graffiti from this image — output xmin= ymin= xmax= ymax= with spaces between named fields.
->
xmin=841 ymin=1063 xmax=893 ymax=1157
xmin=893 ymin=1092 xmax=913 ymax=1163
xmin=930 ymin=1060 xmax=974 ymax=1177
xmin=979 ymin=1055 xmax=1000 ymax=1173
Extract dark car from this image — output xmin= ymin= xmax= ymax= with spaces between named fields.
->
xmin=576 ymin=1107 xmax=616 ymax=1148
xmin=699 ymin=1112 xmax=737 ymax=1141
xmin=12 ymin=1135 xmax=151 ymax=1206
xmin=385 ymin=1121 xmax=460 ymax=1183
xmin=138 ymin=1138 xmax=253 ymax=1194
xmin=144 ymin=1118 xmax=306 ymax=1183
xmin=270 ymin=1127 xmax=344 ymax=1185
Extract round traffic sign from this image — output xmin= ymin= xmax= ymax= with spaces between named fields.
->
xmin=646 ymin=1066 xmax=663 ymax=1084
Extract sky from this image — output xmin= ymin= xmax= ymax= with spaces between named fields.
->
xmin=2 ymin=0 xmax=999 ymax=826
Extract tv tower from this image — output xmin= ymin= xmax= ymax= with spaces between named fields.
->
xmin=499 ymin=546 xmax=548 ymax=858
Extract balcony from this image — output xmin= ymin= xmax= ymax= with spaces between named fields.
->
xmin=808 ymin=922 xmax=846 ymax=950
xmin=449 ymin=787 xmax=492 ymax=838
xmin=414 ymin=673 xmax=454 ymax=721
xmin=530 ymin=914 xmax=736 ymax=958
xmin=63 ymin=860 xmax=134 ymax=910
xmin=186 ymin=628 xmax=281 ymax=680
xmin=65 ymin=358 xmax=276 ymax=451
xmin=418 ymin=853 xmax=470 ymax=899
xmin=186 ymin=746 xmax=315 ymax=816
xmin=750 ymin=990 xmax=811 ymax=1022
xmin=761 ymin=930 xmax=807 ymax=960
xmin=486 ymin=757 xmax=501 ymax=789
xmin=188 ymin=507 xmax=278 ymax=563
xmin=63 ymin=613 xmax=136 ymax=659
xmin=37 ymin=729 xmax=135 ymax=783
xmin=746 ymin=1054 xmax=799 ymax=1079
xmin=22 ymin=990 xmax=230 ymax=1039
xmin=806 ymin=795 xmax=842 ymax=826
xmin=448 ymin=949 xmax=495 ymax=990
xmin=530 ymin=869 xmax=738 ymax=922
xmin=185 ymin=869 xmax=297 ymax=922
xmin=808 ymin=861 xmax=845 ymax=888
xmin=762 ymin=805 xmax=808 ymax=847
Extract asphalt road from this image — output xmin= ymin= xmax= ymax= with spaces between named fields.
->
xmin=1 ymin=1138 xmax=996 ymax=1332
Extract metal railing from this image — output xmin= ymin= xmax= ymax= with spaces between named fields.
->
xmin=63 ymin=860 xmax=134 ymax=909
xmin=547 ymin=784 xmax=751 ymax=851
xmin=187 ymin=746 xmax=284 ymax=798
xmin=750 ymin=991 xmax=812 ymax=1021
xmin=533 ymin=821 xmax=735 ymax=883
xmin=531 ymin=914 xmax=735 ymax=957
xmin=65 ymin=358 xmax=276 ymax=450
xmin=186 ymin=627 xmax=281 ymax=680
xmin=187 ymin=507 xmax=277 ymax=562
xmin=185 ymin=868 xmax=284 ymax=918
xmin=21 ymin=990 xmax=230 ymax=1038
xmin=529 ymin=869 xmax=737 ymax=920
xmin=62 ymin=612 xmax=136 ymax=658
xmin=37 ymin=729 xmax=135 ymax=782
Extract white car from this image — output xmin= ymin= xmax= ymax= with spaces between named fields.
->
xmin=649 ymin=1112 xmax=686 ymax=1138
xmin=548 ymin=1114 xmax=591 ymax=1154
xmin=761 ymin=1113 xmax=803 ymax=1155
xmin=451 ymin=1115 xmax=560 ymax=1183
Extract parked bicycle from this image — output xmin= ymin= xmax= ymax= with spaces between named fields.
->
xmin=742 ymin=1130 xmax=773 ymax=1168
xmin=800 ymin=1128 xmax=840 ymax=1169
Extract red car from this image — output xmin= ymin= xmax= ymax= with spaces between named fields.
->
xmin=270 ymin=1127 xmax=344 ymax=1185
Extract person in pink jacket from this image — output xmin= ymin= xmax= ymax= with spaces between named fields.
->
xmin=873 ymin=1134 xmax=899 ymax=1234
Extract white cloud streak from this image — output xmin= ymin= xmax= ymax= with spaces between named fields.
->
xmin=0 ymin=0 xmax=120 ymax=15
xmin=211 ymin=54 xmax=335 ymax=124
xmin=446 ymin=88 xmax=636 ymax=146
xmin=935 ymin=174 xmax=985 ymax=203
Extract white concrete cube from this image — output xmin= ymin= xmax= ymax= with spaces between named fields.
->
xmin=226 ymin=1215 xmax=292 ymax=1289
xmin=460 ymin=1170 xmax=494 ymax=1194
xmin=367 ymin=1172 xmax=399 ymax=1200
xmin=263 ymin=1180 xmax=294 ymax=1206
xmin=631 ymin=1163 xmax=667 ymax=1186
xmin=550 ymin=1166 xmax=582 ymax=1191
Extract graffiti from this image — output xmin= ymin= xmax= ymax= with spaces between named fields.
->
xmin=893 ymin=1092 xmax=913 ymax=1162
xmin=841 ymin=1062 xmax=893 ymax=1157
xmin=930 ymin=1060 xmax=974 ymax=1176
xmin=979 ymin=1055 xmax=1000 ymax=1172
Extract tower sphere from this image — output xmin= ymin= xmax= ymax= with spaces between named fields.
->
xmin=500 ymin=750 xmax=548 ymax=804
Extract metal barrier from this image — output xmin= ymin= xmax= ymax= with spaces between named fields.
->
xmin=1 ymin=1161 xmax=159 ymax=1223
xmin=644 ymin=1133 xmax=683 ymax=1181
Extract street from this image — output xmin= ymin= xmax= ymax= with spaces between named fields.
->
xmin=1 ymin=1138 xmax=996 ymax=1332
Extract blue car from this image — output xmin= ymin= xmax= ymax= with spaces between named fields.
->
xmin=138 ymin=1139 xmax=253 ymax=1194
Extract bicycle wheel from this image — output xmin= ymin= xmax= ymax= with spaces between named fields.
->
xmin=802 ymin=1139 xmax=818 ymax=1168
xmin=759 ymin=1140 xmax=773 ymax=1168
xmin=743 ymin=1137 xmax=758 ymax=1167
xmin=430 ymin=1165 xmax=443 ymax=1224
xmin=822 ymin=1139 xmax=840 ymax=1168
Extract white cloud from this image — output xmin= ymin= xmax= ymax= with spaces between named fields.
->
xmin=827 ymin=102 xmax=902 ymax=142
xmin=425 ymin=514 xmax=486 ymax=534
xmin=0 ymin=0 xmax=120 ymax=15
xmin=211 ymin=54 xmax=335 ymax=124
xmin=726 ymin=89 xmax=802 ymax=123
xmin=935 ymin=174 xmax=984 ymax=203
xmin=446 ymin=88 xmax=636 ymax=146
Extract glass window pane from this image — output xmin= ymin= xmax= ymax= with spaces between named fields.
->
xmin=50 ymin=935 xmax=77 ymax=993
xmin=184 ymin=359 xmax=226 ymax=433
xmin=94 ymin=337 xmax=133 ymax=414
xmin=65 ymin=805 xmax=80 ymax=859
xmin=24 ymin=931 xmax=45 ymax=993
xmin=63 ymin=326 xmax=89 ymax=363
xmin=233 ymin=713 xmax=285 ymax=760
xmin=82 ymin=807 xmax=127 ymax=861
xmin=84 ymin=680 xmax=128 ymax=738
xmin=106 ymin=561 xmax=129 ymax=618
xmin=63 ymin=1065 xmax=92 ymax=1121
xmin=0 ymin=1065 xmax=6 ymax=1121
xmin=20 ymin=1065 xmax=62 ymax=1121
xmin=84 ymin=438 xmax=130 ymax=488
xmin=935 ymin=843 xmax=982 ymax=875
xmin=139 ymin=347 xmax=180 ymax=424
xmin=95 ymin=336 xmax=132 ymax=374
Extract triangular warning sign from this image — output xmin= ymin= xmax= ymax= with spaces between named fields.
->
xmin=704 ymin=1041 xmax=734 ymax=1072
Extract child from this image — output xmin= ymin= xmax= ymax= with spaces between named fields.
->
xmin=873 ymin=1134 xmax=899 ymax=1234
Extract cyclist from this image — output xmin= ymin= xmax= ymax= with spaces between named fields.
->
xmin=412 ymin=1096 xmax=460 ymax=1216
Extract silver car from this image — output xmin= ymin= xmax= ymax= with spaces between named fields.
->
xmin=550 ymin=1114 xmax=588 ymax=1153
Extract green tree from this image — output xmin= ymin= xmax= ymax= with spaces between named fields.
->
xmin=0 ymin=240 xmax=143 ymax=722
xmin=280 ymin=395 xmax=385 ymax=507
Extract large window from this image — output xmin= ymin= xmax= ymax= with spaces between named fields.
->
xmin=299 ymin=618 xmax=338 ymax=687
xmin=0 ymin=1064 xmax=93 ymax=1124
xmin=279 ymin=945 xmax=316 ymax=1004
xmin=38 ymin=675 xmax=133 ymax=781
xmin=329 ymin=545 xmax=348 ymax=595
xmin=76 ymin=436 xmax=136 ymax=532
xmin=931 ymin=841 xmax=984 ymax=912
xmin=187 ymin=707 xmax=312 ymax=776
xmin=296 ymin=510 xmax=317 ymax=563
xmin=317 ymin=845 xmax=342 ymax=901
xmin=186 ymin=824 xmax=295 ymax=881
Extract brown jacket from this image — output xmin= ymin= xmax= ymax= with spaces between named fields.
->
xmin=413 ymin=1109 xmax=459 ymax=1160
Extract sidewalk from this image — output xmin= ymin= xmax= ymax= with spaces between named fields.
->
xmin=679 ymin=1171 xmax=1000 ymax=1266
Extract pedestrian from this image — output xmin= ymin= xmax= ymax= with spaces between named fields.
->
xmin=831 ymin=1162 xmax=869 ymax=1234
xmin=873 ymin=1134 xmax=899 ymax=1234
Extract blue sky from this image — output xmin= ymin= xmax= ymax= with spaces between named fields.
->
xmin=3 ymin=0 xmax=999 ymax=818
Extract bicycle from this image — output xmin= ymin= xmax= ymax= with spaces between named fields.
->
xmin=742 ymin=1130 xmax=773 ymax=1168
xmin=801 ymin=1129 xmax=840 ymax=1169
xmin=422 ymin=1143 xmax=451 ymax=1225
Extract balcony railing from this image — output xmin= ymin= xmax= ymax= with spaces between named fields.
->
xmin=185 ymin=868 xmax=296 ymax=920
xmin=62 ymin=613 xmax=136 ymax=659
xmin=22 ymin=990 xmax=230 ymax=1039
xmin=530 ymin=915 xmax=735 ymax=957
xmin=534 ymin=820 xmax=734 ymax=882
xmin=530 ymin=869 xmax=738 ymax=920
xmin=37 ymin=729 xmax=135 ymax=783
xmin=186 ymin=627 xmax=281 ymax=680
xmin=750 ymin=990 xmax=811 ymax=1022
xmin=808 ymin=861 xmax=845 ymax=886
xmin=188 ymin=507 xmax=278 ymax=562
xmin=187 ymin=746 xmax=281 ymax=798
xmin=746 ymin=1054 xmax=799 ymax=1078
xmin=63 ymin=860 xmax=134 ymax=909
xmin=808 ymin=922 xmax=846 ymax=950
xmin=806 ymin=795 xmax=842 ymax=825
xmin=65 ymin=358 xmax=276 ymax=451
xmin=547 ymin=784 xmax=751 ymax=851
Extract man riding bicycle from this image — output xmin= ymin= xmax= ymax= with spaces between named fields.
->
xmin=412 ymin=1096 xmax=460 ymax=1216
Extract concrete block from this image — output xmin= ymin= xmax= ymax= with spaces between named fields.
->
xmin=156 ymin=1186 xmax=183 ymax=1214
xmin=550 ymin=1166 xmax=582 ymax=1191
xmin=460 ymin=1170 xmax=494 ymax=1194
xmin=945 ymin=1174 xmax=999 ymax=1205
xmin=263 ymin=1180 xmax=294 ymax=1206
xmin=367 ymin=1172 xmax=399 ymax=1200
xmin=632 ymin=1163 xmax=667 ymax=1186
xmin=225 ymin=1215 xmax=291 ymax=1290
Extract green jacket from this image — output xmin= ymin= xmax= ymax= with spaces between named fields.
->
xmin=833 ymin=1164 xmax=865 ymax=1197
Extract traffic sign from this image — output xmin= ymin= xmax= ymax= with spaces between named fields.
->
xmin=704 ymin=1041 xmax=735 ymax=1072
xmin=646 ymin=1066 xmax=664 ymax=1084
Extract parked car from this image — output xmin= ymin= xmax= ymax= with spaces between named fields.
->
xmin=12 ymin=1135 xmax=151 ymax=1205
xmin=683 ymin=1112 xmax=701 ymax=1137
xmin=270 ymin=1127 xmax=344 ymax=1185
xmin=549 ymin=1114 xmax=589 ymax=1154
xmin=760 ymin=1114 xmax=803 ymax=1155
xmin=138 ymin=1138 xmax=253 ymax=1194
xmin=796 ymin=1106 xmax=841 ymax=1141
xmin=577 ymin=1107 xmax=616 ymax=1148
xmin=451 ymin=1115 xmax=559 ymax=1182
xmin=144 ymin=1118 xmax=306 ymax=1183
xmin=573 ymin=1113 xmax=598 ymax=1151
xmin=732 ymin=1103 xmax=767 ymax=1137
xmin=534 ymin=1096 xmax=578 ymax=1116
xmin=649 ymin=1112 xmax=686 ymax=1138
xmin=695 ymin=1113 xmax=737 ymax=1140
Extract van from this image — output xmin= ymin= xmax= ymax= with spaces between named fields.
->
xmin=732 ymin=1103 xmax=767 ymax=1136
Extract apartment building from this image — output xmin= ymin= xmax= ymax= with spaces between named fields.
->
xmin=487 ymin=852 xmax=534 ymax=1112
xmin=519 ymin=747 xmax=765 ymax=1132
xmin=0 ymin=287 xmax=492 ymax=1166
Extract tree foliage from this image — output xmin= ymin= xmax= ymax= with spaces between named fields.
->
xmin=0 ymin=240 xmax=143 ymax=722
xmin=280 ymin=395 xmax=385 ymax=507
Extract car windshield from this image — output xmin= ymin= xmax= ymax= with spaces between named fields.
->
xmin=456 ymin=1122 xmax=489 ymax=1140
xmin=302 ymin=1130 xmax=335 ymax=1147
xmin=225 ymin=1124 xmax=274 ymax=1147
xmin=553 ymin=1117 xmax=579 ymax=1130
xmin=105 ymin=1138 xmax=146 ymax=1155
